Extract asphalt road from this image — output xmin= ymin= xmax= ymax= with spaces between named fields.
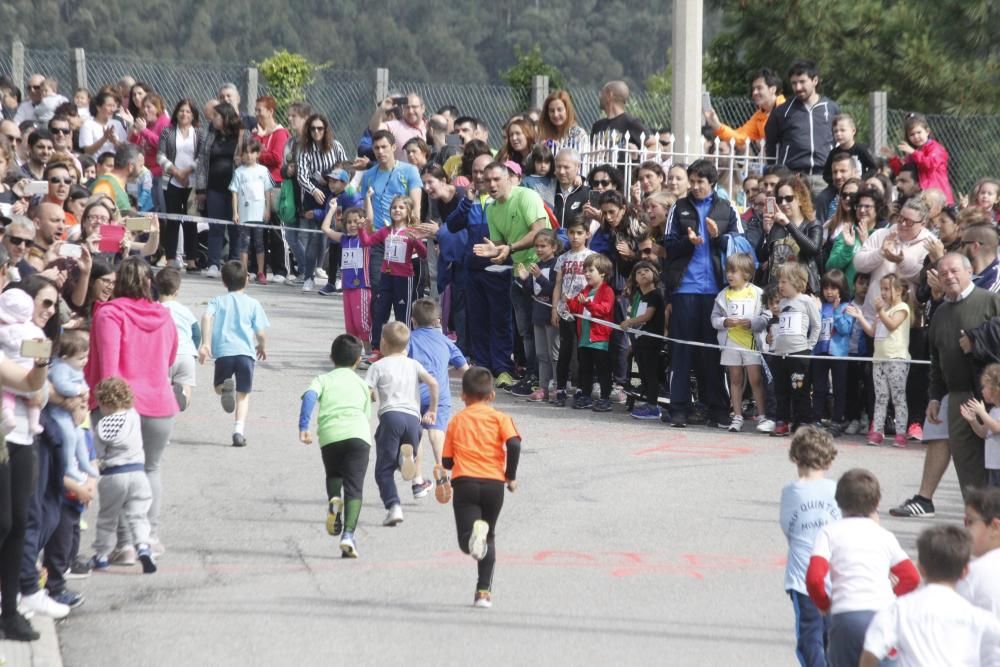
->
xmin=55 ymin=275 xmax=959 ymax=667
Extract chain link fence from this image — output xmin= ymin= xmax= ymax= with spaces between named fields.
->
xmin=304 ymin=69 xmax=374 ymax=151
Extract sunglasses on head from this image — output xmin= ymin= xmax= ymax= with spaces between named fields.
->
xmin=48 ymin=176 xmax=73 ymax=185
xmin=7 ymin=236 xmax=31 ymax=246
xmin=776 ymin=195 xmax=796 ymax=204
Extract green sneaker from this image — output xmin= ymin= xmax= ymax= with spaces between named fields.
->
xmin=494 ymin=372 xmax=515 ymax=391
xmin=326 ymin=497 xmax=343 ymax=536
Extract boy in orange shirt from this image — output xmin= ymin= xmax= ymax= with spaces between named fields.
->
xmin=442 ymin=367 xmax=522 ymax=609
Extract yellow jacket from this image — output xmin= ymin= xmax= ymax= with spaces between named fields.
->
xmin=714 ymin=95 xmax=785 ymax=148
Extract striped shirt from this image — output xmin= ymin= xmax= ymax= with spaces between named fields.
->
xmin=296 ymin=142 xmax=348 ymax=200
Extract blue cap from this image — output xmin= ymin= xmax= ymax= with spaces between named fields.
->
xmin=324 ymin=168 xmax=350 ymax=182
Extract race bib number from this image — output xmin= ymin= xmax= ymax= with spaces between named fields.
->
xmin=342 ymin=247 xmax=363 ymax=270
xmin=385 ymin=236 xmax=407 ymax=263
xmin=728 ymin=299 xmax=753 ymax=318
xmin=777 ymin=311 xmax=803 ymax=336
xmin=819 ymin=318 xmax=833 ymax=342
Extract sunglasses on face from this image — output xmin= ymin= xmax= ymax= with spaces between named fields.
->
xmin=7 ymin=236 xmax=31 ymax=246
xmin=310 ymin=125 xmax=325 ymax=132
xmin=776 ymin=195 xmax=796 ymax=204
xmin=50 ymin=127 xmax=71 ymax=135
xmin=841 ymin=193 xmax=856 ymax=202
xmin=591 ymin=179 xmax=611 ymax=188
xmin=49 ymin=177 xmax=73 ymax=185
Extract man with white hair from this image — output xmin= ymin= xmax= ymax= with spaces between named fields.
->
xmin=218 ymin=83 xmax=255 ymax=129
xmin=553 ymin=148 xmax=588 ymax=228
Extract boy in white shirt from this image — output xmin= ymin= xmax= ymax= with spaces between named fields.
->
xmin=958 ymin=486 xmax=1000 ymax=666
xmin=861 ymin=524 xmax=1000 ymax=667
xmin=229 ymin=139 xmax=273 ymax=284
xmin=366 ymin=321 xmax=439 ymax=527
xmin=806 ymin=468 xmax=921 ymax=667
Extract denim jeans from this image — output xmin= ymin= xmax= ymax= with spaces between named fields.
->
xmin=286 ymin=217 xmax=323 ymax=279
xmin=206 ymin=189 xmax=238 ymax=268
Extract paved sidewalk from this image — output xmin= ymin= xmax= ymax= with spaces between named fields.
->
xmin=0 ymin=616 xmax=62 ymax=667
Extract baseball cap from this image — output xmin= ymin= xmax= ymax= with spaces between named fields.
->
xmin=324 ymin=168 xmax=350 ymax=182
xmin=503 ymin=160 xmax=522 ymax=177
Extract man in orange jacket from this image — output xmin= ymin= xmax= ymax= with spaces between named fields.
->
xmin=705 ymin=68 xmax=784 ymax=151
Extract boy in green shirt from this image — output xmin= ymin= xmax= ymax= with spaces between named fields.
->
xmin=298 ymin=334 xmax=372 ymax=558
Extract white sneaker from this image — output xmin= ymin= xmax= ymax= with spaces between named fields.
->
xmin=383 ymin=504 xmax=403 ymax=527
xmin=205 ymin=265 xmax=221 ymax=279
xmin=755 ymin=417 xmax=776 ymax=433
xmin=609 ymin=385 xmax=627 ymax=404
xmin=19 ymin=590 xmax=70 ymax=619
xmin=469 ymin=519 xmax=489 ymax=561
xmin=728 ymin=415 xmax=744 ymax=432
xmin=302 ymin=278 xmax=314 ymax=292
xmin=591 ymin=382 xmax=601 ymax=400
xmin=170 ymin=258 xmax=184 ymax=270
xmin=399 ymin=444 xmax=416 ymax=481
xmin=270 ymin=274 xmax=287 ymax=285
xmin=335 ymin=277 xmax=342 ymax=290
xmin=314 ymin=267 xmax=328 ymax=280
xmin=285 ymin=275 xmax=303 ymax=286
xmin=844 ymin=419 xmax=861 ymax=435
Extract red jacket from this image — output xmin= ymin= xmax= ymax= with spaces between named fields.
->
xmin=567 ymin=282 xmax=615 ymax=344
xmin=889 ymin=138 xmax=954 ymax=204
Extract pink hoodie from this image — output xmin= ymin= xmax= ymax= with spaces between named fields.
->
xmin=86 ymin=297 xmax=178 ymax=417
xmin=130 ymin=112 xmax=171 ymax=177
xmin=889 ymin=138 xmax=954 ymax=204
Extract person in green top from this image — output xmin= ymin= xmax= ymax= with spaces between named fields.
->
xmin=298 ymin=334 xmax=372 ymax=558
xmin=476 ymin=161 xmax=551 ymax=394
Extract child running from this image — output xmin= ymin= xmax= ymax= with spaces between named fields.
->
xmin=771 ymin=263 xmax=821 ymax=436
xmin=299 ymin=334 xmax=371 ymax=558
xmin=155 ymin=267 xmax=200 ymax=412
xmin=90 ymin=377 xmax=157 ymax=574
xmin=198 ymin=260 xmax=270 ymax=448
xmin=711 ymin=252 xmax=770 ymax=432
xmin=550 ymin=216 xmax=593 ymax=406
xmin=958 ymin=362 xmax=1000 ymax=487
xmin=362 ymin=193 xmax=427 ymax=360
xmin=407 ymin=298 xmax=469 ymax=501
xmin=566 ymin=253 xmax=615 ymax=412
xmin=443 ymin=367 xmax=521 ymax=609
xmin=620 ymin=260 xmax=666 ymax=420
xmin=366 ymin=321 xmax=439 ymax=526
xmin=806 ymin=468 xmax=920 ymax=667
xmin=779 ymin=426 xmax=840 ymax=667
xmin=846 ymin=273 xmax=910 ymax=447
xmin=518 ymin=229 xmax=560 ymax=403
xmin=321 ymin=205 xmax=373 ymax=354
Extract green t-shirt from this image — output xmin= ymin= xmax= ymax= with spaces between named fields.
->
xmin=486 ymin=186 xmax=550 ymax=266
xmin=308 ymin=368 xmax=373 ymax=447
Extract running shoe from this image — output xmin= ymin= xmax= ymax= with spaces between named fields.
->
xmin=434 ymin=464 xmax=452 ymax=504
xmin=109 ymin=545 xmax=136 ymax=566
xmin=550 ymin=390 xmax=567 ymax=407
xmin=771 ymin=421 xmax=790 ymax=437
xmin=383 ymin=504 xmax=403 ymax=526
xmin=844 ymin=419 xmax=861 ymax=435
xmin=468 ymin=520 xmax=489 ymax=560
xmin=399 ymin=444 xmax=417 ymax=481
xmin=327 ymin=497 xmax=343 ymax=536
xmin=892 ymin=434 xmax=907 ymax=448
xmin=136 ymin=544 xmax=157 ymax=574
xmin=340 ymin=533 xmax=358 ymax=558
xmin=889 ymin=495 xmax=935 ymax=518
xmin=867 ymin=431 xmax=884 ymax=446
xmin=907 ymin=423 xmax=924 ymax=441
xmin=1 ymin=613 xmax=39 ymax=641
xmin=317 ymin=283 xmax=337 ymax=296
xmin=256 ymin=272 xmax=267 ymax=285
xmin=64 ymin=557 xmax=93 ymax=580
xmin=630 ymin=404 xmax=661 ymax=420
xmin=526 ymin=388 xmax=547 ymax=402
xmin=204 ymin=265 xmax=221 ymax=279
xmin=609 ymin=385 xmax=627 ymax=404
xmin=509 ymin=377 xmax=534 ymax=397
xmin=48 ymin=589 xmax=84 ymax=609
xmin=592 ymin=398 xmax=612 ymax=412
xmin=728 ymin=415 xmax=744 ymax=432
xmin=755 ymin=417 xmax=776 ymax=433
xmin=573 ymin=396 xmax=593 ymax=410
xmin=220 ymin=378 xmax=236 ymax=413
xmin=231 ymin=433 xmax=247 ymax=448
xmin=473 ymin=589 xmax=492 ymax=609
xmin=412 ymin=480 xmax=432 ymax=499
xmin=494 ymin=372 xmax=515 ymax=391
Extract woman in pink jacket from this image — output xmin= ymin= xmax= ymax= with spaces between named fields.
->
xmin=885 ymin=112 xmax=954 ymax=204
xmin=129 ymin=92 xmax=172 ymax=213
xmin=86 ymin=257 xmax=177 ymax=557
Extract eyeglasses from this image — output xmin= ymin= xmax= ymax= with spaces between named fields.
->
xmin=856 ymin=204 xmax=875 ymax=210
xmin=7 ymin=236 xmax=31 ymax=246
xmin=899 ymin=216 xmax=923 ymax=226
xmin=50 ymin=127 xmax=71 ymax=135
xmin=776 ymin=195 xmax=796 ymax=204
xmin=86 ymin=215 xmax=110 ymax=223
xmin=48 ymin=177 xmax=73 ymax=185
xmin=591 ymin=179 xmax=611 ymax=188
xmin=309 ymin=125 xmax=325 ymax=132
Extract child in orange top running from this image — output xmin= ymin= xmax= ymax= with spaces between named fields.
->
xmin=442 ymin=366 xmax=522 ymax=609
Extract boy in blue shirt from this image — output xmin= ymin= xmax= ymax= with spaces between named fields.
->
xmin=408 ymin=298 xmax=468 ymax=501
xmin=198 ymin=260 xmax=270 ymax=448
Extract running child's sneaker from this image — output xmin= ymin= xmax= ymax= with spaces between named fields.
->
xmin=906 ymin=423 xmax=923 ymax=441
xmin=48 ymin=589 xmax=84 ymax=609
xmin=326 ymin=497 xmax=343 ymax=536
xmin=340 ymin=533 xmax=358 ymax=558
xmin=231 ymin=433 xmax=247 ymax=448
xmin=411 ymin=480 xmax=432 ymax=499
xmin=770 ymin=421 xmax=790 ymax=437
xmin=136 ymin=544 xmax=157 ymax=574
xmin=433 ymin=464 xmax=452 ymax=504
xmin=468 ymin=520 xmax=489 ymax=561
xmin=399 ymin=444 xmax=417 ymax=481
xmin=383 ymin=504 xmax=403 ymax=526
xmin=494 ymin=372 xmax=515 ymax=391
xmin=219 ymin=378 xmax=236 ymax=413
xmin=728 ymin=415 xmax=744 ymax=432
xmin=473 ymin=589 xmax=492 ymax=609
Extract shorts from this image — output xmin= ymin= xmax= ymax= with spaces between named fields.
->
xmin=720 ymin=346 xmax=762 ymax=367
xmin=214 ymin=354 xmax=255 ymax=393
xmin=420 ymin=400 xmax=450 ymax=432
xmin=169 ymin=355 xmax=197 ymax=387
xmin=922 ymin=394 xmax=949 ymax=441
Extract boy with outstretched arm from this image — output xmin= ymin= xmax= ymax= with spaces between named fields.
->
xmin=299 ymin=334 xmax=371 ymax=558
xmin=366 ymin=321 xmax=439 ymax=527
xmin=198 ymin=260 xmax=269 ymax=448
xmin=442 ymin=367 xmax=521 ymax=609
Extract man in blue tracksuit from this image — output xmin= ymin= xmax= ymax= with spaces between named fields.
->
xmin=662 ymin=160 xmax=744 ymax=428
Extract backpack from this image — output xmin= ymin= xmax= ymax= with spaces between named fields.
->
xmin=721 ymin=233 xmax=759 ymax=271
xmin=276 ymin=178 xmax=298 ymax=225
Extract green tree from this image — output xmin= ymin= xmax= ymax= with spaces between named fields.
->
xmin=501 ymin=45 xmax=565 ymax=109
xmin=257 ymin=50 xmax=329 ymax=120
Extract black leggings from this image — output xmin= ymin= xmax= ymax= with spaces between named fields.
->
xmin=0 ymin=444 xmax=37 ymax=618
xmin=578 ymin=346 xmax=611 ymax=400
xmin=556 ymin=319 xmax=577 ymax=390
xmin=634 ymin=340 xmax=661 ymax=406
xmin=452 ymin=478 xmax=505 ymax=591
xmin=163 ymin=184 xmax=198 ymax=261
xmin=771 ymin=351 xmax=811 ymax=426
xmin=325 ymin=244 xmax=341 ymax=286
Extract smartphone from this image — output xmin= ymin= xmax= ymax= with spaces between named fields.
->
xmin=702 ymin=91 xmax=713 ymax=114
xmin=445 ymin=133 xmax=462 ymax=146
xmin=392 ymin=95 xmax=408 ymax=107
xmin=125 ymin=217 xmax=151 ymax=232
xmin=588 ymin=190 xmax=601 ymax=208
xmin=20 ymin=339 xmax=52 ymax=359
xmin=766 ymin=196 xmax=777 ymax=216
xmin=24 ymin=180 xmax=48 ymax=196
xmin=58 ymin=243 xmax=82 ymax=259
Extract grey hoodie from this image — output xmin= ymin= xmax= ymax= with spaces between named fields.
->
xmin=95 ymin=408 xmax=144 ymax=470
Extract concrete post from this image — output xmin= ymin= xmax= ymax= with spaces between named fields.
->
xmin=375 ymin=68 xmax=390 ymax=103
xmin=870 ymin=90 xmax=888 ymax=154
xmin=531 ymin=75 xmax=549 ymax=110
xmin=245 ymin=67 xmax=259 ymax=105
xmin=11 ymin=41 xmax=25 ymax=93
xmin=71 ymin=48 xmax=88 ymax=92
xmin=671 ymin=0 xmax=703 ymax=160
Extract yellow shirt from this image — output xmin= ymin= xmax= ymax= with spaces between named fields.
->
xmin=724 ymin=285 xmax=758 ymax=350
xmin=874 ymin=302 xmax=911 ymax=360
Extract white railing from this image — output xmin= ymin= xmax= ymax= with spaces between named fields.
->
xmin=579 ymin=130 xmax=773 ymax=202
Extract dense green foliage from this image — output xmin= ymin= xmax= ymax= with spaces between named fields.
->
xmin=256 ymin=50 xmax=328 ymax=120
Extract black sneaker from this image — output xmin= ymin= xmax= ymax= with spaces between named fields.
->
xmin=509 ymin=378 xmax=534 ymax=397
xmin=573 ymin=396 xmax=593 ymax=410
xmin=592 ymin=398 xmax=612 ymax=412
xmin=317 ymin=283 xmax=337 ymax=296
xmin=888 ymin=495 xmax=935 ymax=518
xmin=667 ymin=411 xmax=687 ymax=428
xmin=2 ymin=613 xmax=40 ymax=641
xmin=232 ymin=433 xmax=247 ymax=448
xmin=551 ymin=390 xmax=566 ymax=407
xmin=64 ymin=556 xmax=93 ymax=580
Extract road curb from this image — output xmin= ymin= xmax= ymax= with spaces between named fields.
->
xmin=0 ymin=616 xmax=63 ymax=667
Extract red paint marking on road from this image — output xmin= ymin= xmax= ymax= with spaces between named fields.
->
xmin=533 ymin=550 xmax=598 ymax=562
xmin=631 ymin=439 xmax=753 ymax=459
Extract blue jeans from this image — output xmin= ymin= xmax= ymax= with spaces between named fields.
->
xmin=510 ymin=278 xmax=536 ymax=376
xmin=286 ymin=217 xmax=323 ymax=279
xmin=790 ymin=591 xmax=829 ymax=667
xmin=668 ymin=292 xmax=727 ymax=421
xmin=207 ymin=189 xmax=239 ymax=268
